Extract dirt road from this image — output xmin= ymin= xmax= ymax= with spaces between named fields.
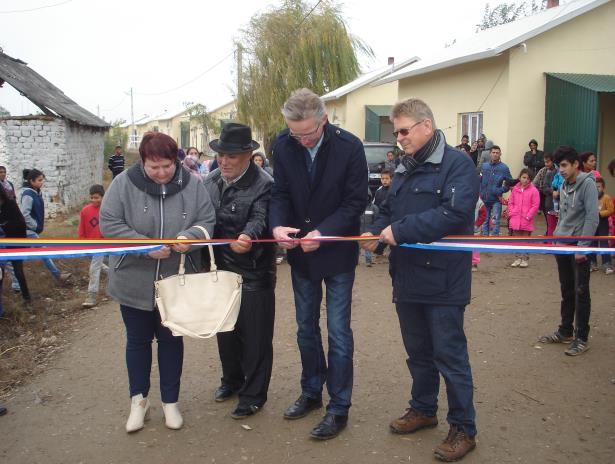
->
xmin=1 ymin=252 xmax=614 ymax=463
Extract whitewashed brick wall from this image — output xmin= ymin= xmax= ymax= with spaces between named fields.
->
xmin=0 ymin=117 xmax=105 ymax=217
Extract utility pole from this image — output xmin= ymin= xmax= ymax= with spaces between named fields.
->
xmin=130 ymin=87 xmax=135 ymax=149
xmin=236 ymin=43 xmax=243 ymax=99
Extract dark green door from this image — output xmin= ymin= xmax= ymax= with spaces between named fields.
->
xmin=544 ymin=74 xmax=599 ymax=154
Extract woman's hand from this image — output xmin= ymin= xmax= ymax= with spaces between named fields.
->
xmin=148 ymin=246 xmax=171 ymax=260
xmin=171 ymin=235 xmax=191 ymax=253
xmin=230 ymin=234 xmax=252 ymax=254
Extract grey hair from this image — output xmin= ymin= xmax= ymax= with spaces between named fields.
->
xmin=391 ymin=98 xmax=437 ymax=129
xmin=282 ymin=88 xmax=326 ymax=121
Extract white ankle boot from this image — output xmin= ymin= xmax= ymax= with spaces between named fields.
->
xmin=162 ymin=402 xmax=183 ymax=430
xmin=126 ymin=394 xmax=150 ymax=433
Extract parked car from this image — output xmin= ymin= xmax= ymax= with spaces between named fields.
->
xmin=364 ymin=142 xmax=398 ymax=196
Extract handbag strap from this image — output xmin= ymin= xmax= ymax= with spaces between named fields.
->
xmin=192 ymin=225 xmax=217 ymax=272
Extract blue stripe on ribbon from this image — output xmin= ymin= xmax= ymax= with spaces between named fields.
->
xmin=0 ymin=245 xmax=162 ymax=262
xmin=403 ymin=242 xmax=615 ymax=255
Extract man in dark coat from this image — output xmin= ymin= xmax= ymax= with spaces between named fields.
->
xmin=523 ymin=138 xmax=545 ymax=178
xmin=270 ymin=88 xmax=367 ymax=440
xmin=361 ymin=98 xmax=479 ymax=462
xmin=204 ymin=123 xmax=276 ymax=420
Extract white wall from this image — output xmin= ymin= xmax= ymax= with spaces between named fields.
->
xmin=0 ymin=117 xmax=105 ymax=217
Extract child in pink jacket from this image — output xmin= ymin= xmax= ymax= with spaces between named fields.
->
xmin=508 ymin=168 xmax=540 ymax=268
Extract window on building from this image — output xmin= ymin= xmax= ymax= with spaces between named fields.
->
xmin=459 ymin=112 xmax=483 ymax=143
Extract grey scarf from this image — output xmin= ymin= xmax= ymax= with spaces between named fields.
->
xmin=400 ymin=130 xmax=442 ymax=175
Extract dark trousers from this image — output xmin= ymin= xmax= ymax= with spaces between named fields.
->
xmin=10 ymin=260 xmax=30 ymax=301
xmin=216 ymin=288 xmax=275 ymax=408
xmin=589 ymin=219 xmax=612 ymax=267
xmin=291 ymin=269 xmax=355 ymax=416
xmin=395 ymin=302 xmax=477 ymax=437
xmin=120 ymin=305 xmax=184 ymax=403
xmin=555 ymin=255 xmax=591 ymax=341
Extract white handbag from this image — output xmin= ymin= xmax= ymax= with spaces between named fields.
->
xmin=155 ymin=226 xmax=243 ymax=339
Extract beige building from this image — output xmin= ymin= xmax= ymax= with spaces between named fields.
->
xmin=378 ymin=0 xmax=615 ymax=187
xmin=322 ymin=57 xmax=418 ymax=142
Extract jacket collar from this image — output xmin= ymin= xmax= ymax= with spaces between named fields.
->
xmin=127 ymin=160 xmax=191 ymax=197
xmin=211 ymin=161 xmax=259 ymax=191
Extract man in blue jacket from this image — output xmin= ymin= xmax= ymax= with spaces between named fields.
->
xmin=479 ymin=146 xmax=512 ymax=236
xmin=270 ymin=88 xmax=367 ymax=440
xmin=361 ymin=98 xmax=479 ymax=462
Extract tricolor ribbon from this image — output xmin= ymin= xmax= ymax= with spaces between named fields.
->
xmin=0 ymin=235 xmax=614 ymax=262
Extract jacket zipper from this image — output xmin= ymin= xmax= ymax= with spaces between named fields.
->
xmin=155 ymin=185 xmax=166 ymax=280
xmin=114 ymin=254 xmax=127 ymax=270
xmin=451 ymin=186 xmax=456 ymax=208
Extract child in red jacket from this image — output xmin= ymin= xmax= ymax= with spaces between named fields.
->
xmin=78 ymin=185 xmax=105 ymax=308
xmin=508 ymin=169 xmax=540 ymax=268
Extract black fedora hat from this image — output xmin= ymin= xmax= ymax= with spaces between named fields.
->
xmin=209 ymin=122 xmax=260 ymax=154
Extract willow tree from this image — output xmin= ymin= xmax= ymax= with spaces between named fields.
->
xmin=236 ymin=0 xmax=372 ymax=152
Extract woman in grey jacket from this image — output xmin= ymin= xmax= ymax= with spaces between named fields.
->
xmin=100 ymin=132 xmax=216 ymax=433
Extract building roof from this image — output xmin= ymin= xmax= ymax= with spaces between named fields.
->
xmin=0 ymin=51 xmax=109 ymax=128
xmin=547 ymin=72 xmax=615 ymax=92
xmin=321 ymin=56 xmax=420 ymax=102
xmin=377 ymin=0 xmax=610 ymax=85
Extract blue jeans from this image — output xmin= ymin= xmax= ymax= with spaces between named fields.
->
xmin=481 ymin=201 xmax=502 ymax=236
xmin=120 ymin=305 xmax=184 ymax=403
xmin=395 ymin=303 xmax=477 ymax=437
xmin=10 ymin=230 xmax=61 ymax=290
xmin=291 ymin=269 xmax=355 ymax=416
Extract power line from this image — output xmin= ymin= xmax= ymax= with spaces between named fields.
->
xmin=0 ymin=0 xmax=73 ymax=14
xmin=135 ymin=51 xmax=235 ymax=97
xmin=297 ymin=0 xmax=323 ymax=28
xmin=100 ymin=94 xmax=128 ymax=112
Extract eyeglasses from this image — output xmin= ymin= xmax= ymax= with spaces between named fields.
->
xmin=289 ymin=122 xmax=321 ymax=140
xmin=393 ymin=120 xmax=425 ymax=138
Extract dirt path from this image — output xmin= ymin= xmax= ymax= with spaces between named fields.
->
xmin=0 ymin=253 xmax=614 ymax=464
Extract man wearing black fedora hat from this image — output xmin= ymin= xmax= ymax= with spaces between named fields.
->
xmin=204 ymin=122 xmax=277 ymax=419
xmin=270 ymin=88 xmax=368 ymax=440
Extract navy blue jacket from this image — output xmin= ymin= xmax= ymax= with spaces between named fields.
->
xmin=479 ymin=161 xmax=512 ymax=204
xmin=270 ymin=123 xmax=368 ymax=280
xmin=21 ymin=187 xmax=45 ymax=234
xmin=370 ymin=143 xmax=479 ymax=306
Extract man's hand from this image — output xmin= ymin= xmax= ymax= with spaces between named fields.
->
xmin=148 ymin=246 xmax=171 ymax=260
xmin=575 ymin=253 xmax=587 ymax=263
xmin=170 ymin=235 xmax=190 ymax=253
xmin=360 ymin=232 xmax=379 ymax=252
xmin=230 ymin=234 xmax=252 ymax=254
xmin=273 ymin=226 xmax=301 ymax=249
xmin=379 ymin=225 xmax=398 ymax=246
xmin=301 ymin=229 xmax=322 ymax=253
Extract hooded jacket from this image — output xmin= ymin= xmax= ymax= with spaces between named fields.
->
xmin=476 ymin=140 xmax=494 ymax=171
xmin=507 ymin=182 xmax=540 ymax=231
xmin=100 ymin=161 xmax=216 ymax=311
xmin=554 ymin=171 xmax=599 ymax=247
xmin=20 ymin=187 xmax=45 ymax=234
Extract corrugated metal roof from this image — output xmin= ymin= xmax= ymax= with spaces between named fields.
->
xmin=321 ymin=56 xmax=419 ymax=101
xmin=0 ymin=51 xmax=109 ymax=128
xmin=546 ymin=73 xmax=615 ymax=92
xmin=377 ymin=0 xmax=611 ymax=85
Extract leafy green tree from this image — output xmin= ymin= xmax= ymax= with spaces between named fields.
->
xmin=103 ymin=119 xmax=127 ymax=156
xmin=183 ymin=102 xmax=218 ymax=150
xmin=477 ymin=0 xmax=546 ymax=31
xmin=0 ymin=105 xmax=9 ymax=118
xmin=236 ymin=0 xmax=372 ymax=152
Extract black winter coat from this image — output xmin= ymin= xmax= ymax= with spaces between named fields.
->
xmin=370 ymin=143 xmax=479 ymax=306
xmin=0 ymin=195 xmax=27 ymax=238
xmin=204 ymin=161 xmax=276 ymax=291
xmin=269 ymin=122 xmax=368 ymax=280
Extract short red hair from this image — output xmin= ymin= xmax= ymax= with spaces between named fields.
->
xmin=139 ymin=132 xmax=178 ymax=162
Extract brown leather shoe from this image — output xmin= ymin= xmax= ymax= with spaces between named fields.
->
xmin=389 ymin=408 xmax=438 ymax=434
xmin=434 ymin=425 xmax=476 ymax=462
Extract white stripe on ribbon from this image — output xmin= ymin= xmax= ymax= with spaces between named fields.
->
xmin=0 ymin=245 xmax=162 ymax=262
xmin=405 ymin=242 xmax=615 ymax=255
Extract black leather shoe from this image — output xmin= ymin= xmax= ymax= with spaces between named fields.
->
xmin=310 ymin=413 xmax=348 ymax=440
xmin=230 ymin=404 xmax=260 ymax=419
xmin=283 ymin=395 xmax=323 ymax=420
xmin=214 ymin=385 xmax=238 ymax=402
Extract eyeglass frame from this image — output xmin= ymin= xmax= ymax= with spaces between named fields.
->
xmin=393 ymin=119 xmax=425 ymax=138
xmin=289 ymin=121 xmax=321 ymax=141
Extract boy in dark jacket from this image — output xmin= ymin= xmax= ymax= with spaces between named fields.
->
xmin=108 ymin=145 xmax=125 ymax=178
xmin=479 ymin=145 xmax=512 ymax=236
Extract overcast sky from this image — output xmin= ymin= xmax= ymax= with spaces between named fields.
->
xmin=1 ymin=0 xmax=494 ymax=123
